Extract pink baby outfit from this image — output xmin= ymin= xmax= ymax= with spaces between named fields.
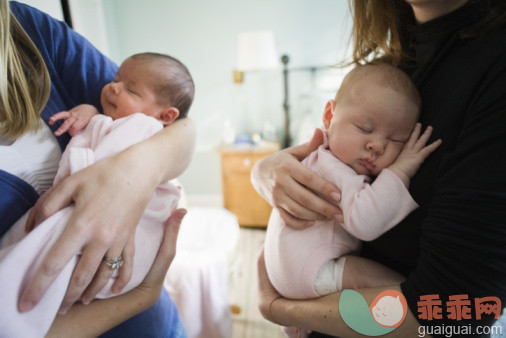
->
xmin=264 ymin=134 xmax=418 ymax=300
xmin=0 ymin=113 xmax=180 ymax=338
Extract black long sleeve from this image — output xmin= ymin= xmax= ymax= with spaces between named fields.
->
xmin=360 ymin=1 xmax=506 ymax=333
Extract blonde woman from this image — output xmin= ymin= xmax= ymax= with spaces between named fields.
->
xmin=253 ymin=0 xmax=506 ymax=336
xmin=0 ymin=1 xmax=193 ymax=336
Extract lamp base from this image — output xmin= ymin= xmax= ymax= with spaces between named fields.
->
xmin=233 ymin=70 xmax=244 ymax=84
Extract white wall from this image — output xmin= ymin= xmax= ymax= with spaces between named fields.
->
xmin=15 ymin=0 xmax=63 ymax=20
xmin=75 ymin=1 xmax=354 ymax=203
xmin=68 ymin=0 xmax=111 ymax=57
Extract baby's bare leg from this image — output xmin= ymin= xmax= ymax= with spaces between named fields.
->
xmin=342 ymin=255 xmax=405 ymax=289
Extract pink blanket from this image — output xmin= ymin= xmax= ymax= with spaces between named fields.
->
xmin=0 ymin=114 xmax=180 ymax=337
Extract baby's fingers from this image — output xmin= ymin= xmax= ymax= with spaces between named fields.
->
xmin=420 ymin=139 xmax=443 ymax=157
xmin=49 ymin=111 xmax=70 ymax=125
xmin=54 ymin=117 xmax=76 ymax=136
xmin=69 ymin=119 xmax=88 ymax=137
xmin=405 ymin=123 xmax=422 ymax=148
xmin=413 ymin=126 xmax=435 ymax=149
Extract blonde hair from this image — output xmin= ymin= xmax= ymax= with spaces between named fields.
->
xmin=0 ymin=0 xmax=51 ymax=139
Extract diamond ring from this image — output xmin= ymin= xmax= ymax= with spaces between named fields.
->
xmin=103 ymin=256 xmax=123 ymax=270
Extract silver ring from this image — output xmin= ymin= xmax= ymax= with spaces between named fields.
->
xmin=103 ymin=256 xmax=123 ymax=270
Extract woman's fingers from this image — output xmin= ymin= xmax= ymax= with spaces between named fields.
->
xmin=157 ymin=209 xmax=186 ymax=270
xmin=31 ymin=179 xmax=75 ymax=226
xmin=80 ymin=238 xmax=131 ymax=304
xmin=289 ymin=166 xmax=342 ymax=219
xmin=288 ymin=128 xmax=325 ymax=161
xmin=59 ymin=243 xmax=106 ymax=314
xmin=111 ymin=235 xmax=135 ymax=294
xmin=18 ymin=226 xmax=83 ymax=312
xmin=277 ymin=208 xmax=312 ymax=229
xmin=278 ymin=187 xmax=324 ymax=220
xmin=277 ymin=129 xmax=342 ymax=219
xmin=251 ymin=143 xmax=341 ymax=223
xmin=25 ymin=185 xmax=59 ymax=232
xmin=20 ymin=180 xmax=84 ymax=311
xmin=143 ymin=208 xmax=186 ymax=285
xmin=79 ymin=262 xmax=114 ymax=305
xmin=133 ymin=208 xmax=185 ymax=307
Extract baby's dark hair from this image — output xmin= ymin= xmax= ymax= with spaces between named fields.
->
xmin=335 ymin=63 xmax=421 ymax=113
xmin=131 ymin=52 xmax=194 ymax=119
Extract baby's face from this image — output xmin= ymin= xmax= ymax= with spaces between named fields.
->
xmin=101 ymin=58 xmax=165 ymax=120
xmin=324 ymin=81 xmax=418 ymax=176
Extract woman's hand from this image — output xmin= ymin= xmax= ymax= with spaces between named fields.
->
xmin=21 ymin=153 xmax=156 ymax=314
xmin=46 ymin=208 xmax=186 ymax=338
xmin=251 ymin=129 xmax=343 ymax=229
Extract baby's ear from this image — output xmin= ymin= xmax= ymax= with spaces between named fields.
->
xmin=159 ymin=107 xmax=180 ymax=126
xmin=322 ymin=99 xmax=335 ymax=131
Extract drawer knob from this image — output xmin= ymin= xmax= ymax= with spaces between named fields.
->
xmin=243 ymin=158 xmax=252 ymax=167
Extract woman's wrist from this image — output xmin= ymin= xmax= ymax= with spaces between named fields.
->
xmin=128 ymin=287 xmax=161 ymax=311
xmin=268 ymin=296 xmax=283 ymax=325
xmin=126 ymin=137 xmax=167 ymax=186
xmin=47 ymin=289 xmax=155 ymax=337
xmin=134 ymin=117 xmax=196 ymax=184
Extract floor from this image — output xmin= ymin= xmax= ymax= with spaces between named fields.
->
xmin=228 ymin=227 xmax=285 ymax=338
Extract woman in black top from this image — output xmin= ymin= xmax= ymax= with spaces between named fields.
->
xmin=253 ymin=0 xmax=506 ymax=336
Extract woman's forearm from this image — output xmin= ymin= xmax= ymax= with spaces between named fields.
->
xmin=47 ymin=289 xmax=155 ymax=337
xmin=133 ymin=117 xmax=196 ymax=184
xmin=271 ymin=286 xmax=423 ymax=337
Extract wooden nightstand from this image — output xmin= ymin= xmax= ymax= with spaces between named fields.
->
xmin=219 ymin=145 xmax=278 ymax=227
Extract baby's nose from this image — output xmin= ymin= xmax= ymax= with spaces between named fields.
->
xmin=367 ymin=140 xmax=386 ymax=155
xmin=110 ymin=83 xmax=120 ymax=95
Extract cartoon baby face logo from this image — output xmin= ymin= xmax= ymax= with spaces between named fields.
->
xmin=370 ymin=290 xmax=408 ymax=328
xmin=340 ymin=289 xmax=408 ymax=336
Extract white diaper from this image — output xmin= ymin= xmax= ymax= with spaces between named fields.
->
xmin=314 ymin=256 xmax=347 ymax=296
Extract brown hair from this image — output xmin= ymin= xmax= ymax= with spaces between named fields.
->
xmin=350 ymin=0 xmax=506 ymax=67
xmin=0 ymin=0 xmax=51 ymax=139
xmin=131 ymin=52 xmax=194 ymax=119
xmin=335 ymin=63 xmax=421 ymax=111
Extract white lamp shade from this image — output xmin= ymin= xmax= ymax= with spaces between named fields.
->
xmin=236 ymin=30 xmax=278 ymax=71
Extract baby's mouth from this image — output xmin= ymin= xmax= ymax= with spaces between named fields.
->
xmin=104 ymin=98 xmax=115 ymax=110
xmin=359 ymin=158 xmax=375 ymax=171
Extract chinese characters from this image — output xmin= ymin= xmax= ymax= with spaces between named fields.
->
xmin=417 ymin=294 xmax=501 ymax=321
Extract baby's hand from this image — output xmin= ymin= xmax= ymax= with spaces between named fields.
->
xmin=49 ymin=104 xmax=99 ymax=137
xmin=387 ymin=123 xmax=442 ymax=187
